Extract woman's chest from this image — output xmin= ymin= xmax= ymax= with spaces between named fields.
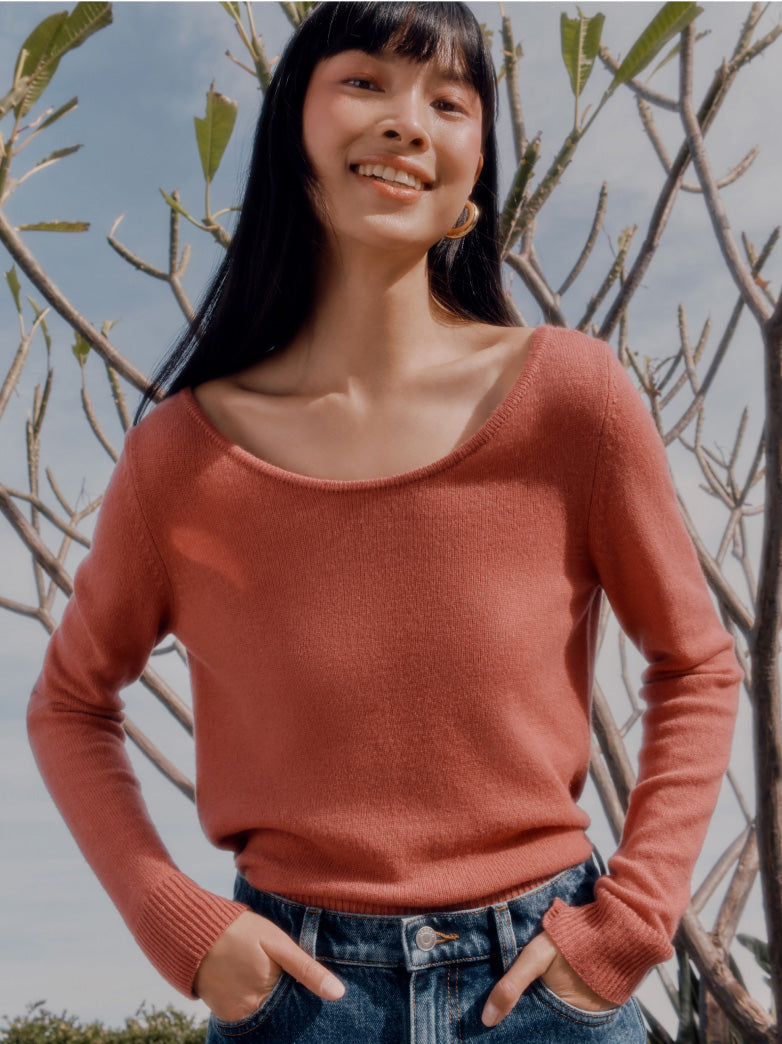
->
xmin=191 ymin=330 xmax=536 ymax=482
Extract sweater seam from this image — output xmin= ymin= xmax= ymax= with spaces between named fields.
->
xmin=585 ymin=342 xmax=615 ymax=566
xmin=124 ymin=431 xmax=178 ymax=627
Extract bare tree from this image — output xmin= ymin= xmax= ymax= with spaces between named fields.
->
xmin=2 ymin=2 xmax=780 ymax=1038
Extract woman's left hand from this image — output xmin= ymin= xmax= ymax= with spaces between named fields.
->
xmin=481 ymin=929 xmax=616 ymax=1027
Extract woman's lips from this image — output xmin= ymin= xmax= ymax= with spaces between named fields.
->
xmin=350 ymin=167 xmax=427 ymax=198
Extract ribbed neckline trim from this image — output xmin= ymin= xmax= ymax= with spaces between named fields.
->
xmin=178 ymin=324 xmax=550 ymax=492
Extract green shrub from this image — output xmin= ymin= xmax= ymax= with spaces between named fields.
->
xmin=0 ymin=1004 xmax=208 ymax=1044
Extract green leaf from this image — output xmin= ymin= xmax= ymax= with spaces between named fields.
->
xmin=608 ymin=2 xmax=702 ymax=95
xmin=72 ymin=331 xmax=90 ymax=362
xmin=14 ymin=13 xmax=67 ymax=82
xmin=101 ymin=318 xmax=117 ymax=337
xmin=39 ymin=94 xmax=78 ymax=130
xmin=17 ymin=220 xmax=89 ymax=232
xmin=160 ymin=188 xmax=190 ymax=218
xmin=194 ymin=82 xmax=238 ymax=184
xmin=650 ymin=28 xmax=711 ymax=77
xmin=560 ymin=9 xmax=605 ymax=101
xmin=13 ymin=12 xmax=69 ymax=117
xmin=736 ymin=933 xmax=771 ymax=974
xmin=5 ymin=265 xmax=22 ymax=313
xmin=14 ymin=3 xmax=112 ymax=118
xmin=32 ymin=143 xmax=82 ymax=171
xmin=45 ymin=1 xmax=113 ymax=64
xmin=26 ymin=295 xmax=52 ymax=351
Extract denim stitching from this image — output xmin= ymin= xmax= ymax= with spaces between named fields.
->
xmin=455 ymin=965 xmax=463 ymax=1044
xmin=447 ymin=965 xmax=454 ymax=1044
xmin=411 ymin=969 xmax=418 ymax=1040
xmin=325 ymin=953 xmax=491 ymax=969
xmin=532 ymin=982 xmax=620 ymax=1026
xmin=494 ymin=905 xmax=510 ymax=971
xmin=212 ymin=977 xmax=293 ymax=1036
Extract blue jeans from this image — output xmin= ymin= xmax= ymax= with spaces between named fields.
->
xmin=205 ymin=852 xmax=646 ymax=1042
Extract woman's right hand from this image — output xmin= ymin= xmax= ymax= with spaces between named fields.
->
xmin=193 ymin=910 xmax=346 ymax=1022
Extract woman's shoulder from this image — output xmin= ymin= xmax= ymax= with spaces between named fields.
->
xmin=538 ymin=325 xmax=613 ymax=371
xmin=121 ymin=388 xmax=206 ymax=494
xmin=533 ymin=325 xmax=618 ymax=406
xmin=126 ymin=388 xmax=193 ymax=449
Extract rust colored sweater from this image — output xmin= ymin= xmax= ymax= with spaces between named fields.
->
xmin=27 ymin=326 xmax=742 ymax=1006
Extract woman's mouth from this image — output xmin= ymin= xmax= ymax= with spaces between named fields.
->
xmin=350 ymin=164 xmax=430 ymax=194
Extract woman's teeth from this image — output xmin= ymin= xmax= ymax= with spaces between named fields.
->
xmin=355 ymin=163 xmax=426 ymax=191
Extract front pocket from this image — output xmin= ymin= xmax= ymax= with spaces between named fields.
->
xmin=530 ymin=979 xmax=623 ymax=1025
xmin=211 ymin=970 xmax=294 ymax=1037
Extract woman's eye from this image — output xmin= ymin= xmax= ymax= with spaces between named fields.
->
xmin=344 ymin=79 xmax=462 ymax=113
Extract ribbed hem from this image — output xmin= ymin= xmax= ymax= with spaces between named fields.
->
xmin=278 ymin=872 xmax=559 ymax=915
xmin=542 ymin=891 xmax=674 ymax=1005
xmin=134 ymin=872 xmax=249 ymax=997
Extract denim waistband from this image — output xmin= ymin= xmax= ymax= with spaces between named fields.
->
xmin=233 ymin=851 xmax=604 ymax=973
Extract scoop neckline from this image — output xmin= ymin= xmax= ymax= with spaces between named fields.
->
xmin=180 ymin=324 xmax=550 ymax=492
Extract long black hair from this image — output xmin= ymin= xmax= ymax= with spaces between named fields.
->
xmin=134 ymin=1 xmax=519 ymax=424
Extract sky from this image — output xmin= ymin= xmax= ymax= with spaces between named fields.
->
xmin=1 ymin=0 xmax=781 ymax=1034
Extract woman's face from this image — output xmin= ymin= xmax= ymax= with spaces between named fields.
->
xmin=301 ymin=47 xmax=484 ymax=256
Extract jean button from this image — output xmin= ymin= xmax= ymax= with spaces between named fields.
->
xmin=415 ymin=925 xmax=437 ymax=951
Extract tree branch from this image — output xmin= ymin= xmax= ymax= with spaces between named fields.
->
xmin=674 ymin=489 xmax=754 ymax=637
xmin=679 ymin=28 xmax=770 ymax=326
xmin=599 ymin=47 xmax=746 ymax=342
xmin=637 ymin=95 xmax=758 ymax=194
xmin=503 ymin=251 xmax=566 ymax=326
xmin=713 ymin=826 xmax=758 ymax=950
xmin=0 ymin=209 xmax=154 ymax=395
xmin=674 ymin=908 xmax=776 ymax=1041
xmin=750 ymin=290 xmax=782 ymax=1021
xmin=124 ymin=719 xmax=194 ymax=802
xmin=499 ymin=4 xmax=525 ymax=164
xmin=598 ymin=44 xmax=678 ymax=111
xmin=558 ymin=183 xmax=607 ymax=297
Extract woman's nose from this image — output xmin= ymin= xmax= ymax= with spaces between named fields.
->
xmin=379 ymin=92 xmax=430 ymax=148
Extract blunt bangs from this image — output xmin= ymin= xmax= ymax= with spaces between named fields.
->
xmin=311 ymin=2 xmax=497 ymax=141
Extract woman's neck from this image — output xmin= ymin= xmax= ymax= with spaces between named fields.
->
xmin=286 ymin=248 xmax=471 ymax=397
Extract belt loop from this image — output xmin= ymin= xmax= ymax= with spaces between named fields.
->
xmin=299 ymin=906 xmax=321 ymax=958
xmin=491 ymin=904 xmax=518 ymax=975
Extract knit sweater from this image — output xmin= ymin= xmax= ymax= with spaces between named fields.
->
xmin=27 ymin=325 xmax=742 ymax=1007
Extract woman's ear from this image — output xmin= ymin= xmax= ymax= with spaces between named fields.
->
xmin=473 ymin=154 xmax=484 ymax=186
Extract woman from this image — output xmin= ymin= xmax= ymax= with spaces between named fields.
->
xmin=28 ymin=3 xmax=742 ymax=1041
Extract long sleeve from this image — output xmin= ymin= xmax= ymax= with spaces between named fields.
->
xmin=541 ymin=341 xmax=743 ymax=1004
xmin=26 ymin=430 xmax=248 ymax=997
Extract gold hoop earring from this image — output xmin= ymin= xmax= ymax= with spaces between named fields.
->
xmin=444 ymin=199 xmax=480 ymax=240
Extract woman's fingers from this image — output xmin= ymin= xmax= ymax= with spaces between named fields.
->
xmin=541 ymin=954 xmax=618 ymax=1012
xmin=259 ymin=916 xmax=345 ymax=999
xmin=481 ymin=930 xmax=559 ymax=1026
xmin=194 ymin=910 xmax=345 ymax=1023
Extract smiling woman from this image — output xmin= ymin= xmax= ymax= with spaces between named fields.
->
xmin=298 ymin=45 xmax=485 ymax=252
xmin=26 ymin=3 xmax=741 ymax=1043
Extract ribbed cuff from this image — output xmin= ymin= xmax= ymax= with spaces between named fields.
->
xmin=134 ymin=871 xmax=249 ymax=997
xmin=541 ymin=891 xmax=674 ymax=1005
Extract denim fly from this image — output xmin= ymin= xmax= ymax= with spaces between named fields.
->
xmin=205 ymin=851 xmax=647 ymax=1043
